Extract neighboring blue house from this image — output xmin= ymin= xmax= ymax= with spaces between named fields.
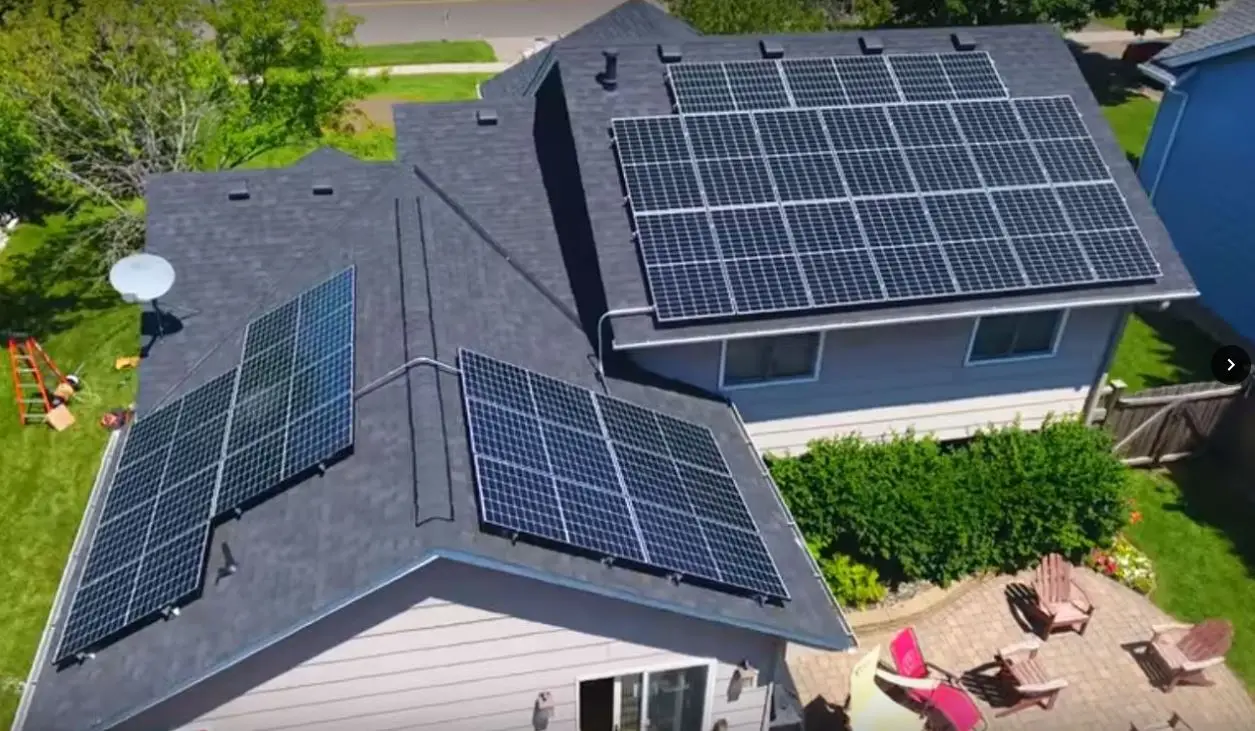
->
xmin=1139 ymin=0 xmax=1255 ymax=343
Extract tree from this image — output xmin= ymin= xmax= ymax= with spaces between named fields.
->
xmin=0 ymin=90 xmax=40 ymax=221
xmin=668 ymin=0 xmax=830 ymax=34
xmin=1101 ymin=0 xmax=1217 ymax=34
xmin=0 ymin=0 xmax=369 ymax=257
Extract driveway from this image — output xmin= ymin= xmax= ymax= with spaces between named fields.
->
xmin=328 ymin=0 xmax=628 ymax=45
xmin=789 ymin=567 xmax=1255 ymax=730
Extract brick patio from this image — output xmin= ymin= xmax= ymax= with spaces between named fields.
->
xmin=788 ymin=567 xmax=1255 ymax=730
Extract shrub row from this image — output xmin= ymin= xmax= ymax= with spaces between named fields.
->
xmin=769 ymin=419 xmax=1129 ymax=590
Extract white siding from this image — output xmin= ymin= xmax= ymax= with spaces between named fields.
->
xmin=171 ymin=562 xmax=778 ymax=731
xmin=630 ymin=306 xmax=1122 ymax=454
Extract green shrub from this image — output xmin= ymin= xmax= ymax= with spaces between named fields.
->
xmin=805 ymin=538 xmax=887 ymax=608
xmin=769 ymin=419 xmax=1128 ymax=586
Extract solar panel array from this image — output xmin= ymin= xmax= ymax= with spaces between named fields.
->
xmin=55 ymin=268 xmax=356 ymax=663
xmin=667 ymin=53 xmax=1009 ymax=114
xmin=459 ymin=349 xmax=789 ymax=600
xmin=612 ymin=94 xmax=1163 ymax=323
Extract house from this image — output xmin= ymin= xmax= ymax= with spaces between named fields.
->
xmin=1138 ymin=0 xmax=1255 ymax=346
xmin=15 ymin=4 xmax=1197 ymax=731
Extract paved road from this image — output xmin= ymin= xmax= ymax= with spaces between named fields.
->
xmin=329 ymin=0 xmax=627 ymax=45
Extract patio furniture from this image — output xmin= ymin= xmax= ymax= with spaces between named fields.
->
xmin=1130 ymin=712 xmax=1195 ymax=731
xmin=1146 ymin=618 xmax=1233 ymax=692
xmin=886 ymin=627 xmax=988 ymax=731
xmin=846 ymin=645 xmax=926 ymax=731
xmin=1030 ymin=553 xmax=1094 ymax=636
xmin=993 ymin=639 xmax=1068 ymax=717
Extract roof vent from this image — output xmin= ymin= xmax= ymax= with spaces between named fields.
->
xmin=859 ymin=35 xmax=884 ymax=55
xmin=759 ymin=39 xmax=784 ymax=59
xmin=658 ymin=43 xmax=682 ymax=63
xmin=951 ymin=32 xmax=977 ymax=51
xmin=227 ymin=182 xmax=250 ymax=202
xmin=476 ymin=108 xmax=499 ymax=126
xmin=312 ymin=183 xmax=334 ymax=196
xmin=597 ymin=48 xmax=619 ymax=91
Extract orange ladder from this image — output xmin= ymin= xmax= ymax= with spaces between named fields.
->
xmin=6 ymin=336 xmax=64 ymax=425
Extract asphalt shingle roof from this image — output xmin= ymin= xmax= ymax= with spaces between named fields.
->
xmin=1153 ymin=0 xmax=1255 ymax=66
xmin=19 ymin=96 xmax=849 ymax=731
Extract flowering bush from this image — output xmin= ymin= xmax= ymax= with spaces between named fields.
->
xmin=1086 ymin=534 xmax=1155 ymax=594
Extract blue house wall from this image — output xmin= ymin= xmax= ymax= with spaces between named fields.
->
xmin=1138 ymin=47 xmax=1255 ymax=342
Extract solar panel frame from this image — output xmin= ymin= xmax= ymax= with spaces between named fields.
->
xmin=612 ymin=87 xmax=1162 ymax=324
xmin=459 ymin=350 xmax=790 ymax=601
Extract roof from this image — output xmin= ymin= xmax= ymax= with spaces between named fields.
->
xmin=18 ymin=97 xmax=851 ymax=731
xmin=478 ymin=0 xmax=699 ymax=98
xmin=1152 ymin=0 xmax=1255 ymax=68
xmin=551 ymin=25 xmax=1197 ymax=349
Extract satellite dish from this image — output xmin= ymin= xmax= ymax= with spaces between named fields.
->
xmin=109 ymin=253 xmax=175 ymax=304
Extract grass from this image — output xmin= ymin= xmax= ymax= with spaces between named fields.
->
xmin=1109 ymin=310 xmax=1220 ymax=392
xmin=365 ymin=72 xmax=494 ymax=102
xmin=0 ymin=215 xmax=140 ymax=728
xmin=238 ymin=127 xmax=397 ymax=169
xmin=346 ymin=40 xmax=495 ymax=67
xmin=1101 ymin=95 xmax=1161 ymax=168
xmin=1125 ymin=463 xmax=1255 ymax=693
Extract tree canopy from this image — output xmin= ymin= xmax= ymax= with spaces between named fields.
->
xmin=669 ymin=0 xmax=1216 ymax=35
xmin=0 ymin=0 xmax=370 ymax=255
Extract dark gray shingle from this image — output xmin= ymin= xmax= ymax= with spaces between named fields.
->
xmin=1153 ymin=0 xmax=1255 ymax=66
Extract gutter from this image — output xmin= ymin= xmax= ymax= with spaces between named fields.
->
xmin=1138 ymin=65 xmax=1198 ymax=203
xmin=12 ymin=430 xmax=124 ymax=731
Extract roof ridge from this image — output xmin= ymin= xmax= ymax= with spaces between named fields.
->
xmin=408 ymin=163 xmax=585 ymax=332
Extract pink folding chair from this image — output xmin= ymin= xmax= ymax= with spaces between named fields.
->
xmin=886 ymin=627 xmax=988 ymax=731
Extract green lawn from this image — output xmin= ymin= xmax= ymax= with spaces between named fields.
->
xmin=1126 ymin=464 xmax=1255 ymax=693
xmin=0 ymin=215 xmax=140 ymax=727
xmin=346 ymin=40 xmax=495 ymax=67
xmin=1101 ymin=95 xmax=1161 ymax=168
xmin=1109 ymin=310 xmax=1219 ymax=392
xmin=365 ymin=72 xmax=493 ymax=102
xmin=238 ymin=128 xmax=397 ymax=169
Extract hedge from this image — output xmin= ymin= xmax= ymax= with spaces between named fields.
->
xmin=768 ymin=419 xmax=1129 ymax=587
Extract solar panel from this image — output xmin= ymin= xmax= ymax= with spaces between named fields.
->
xmin=459 ymin=349 xmax=789 ymax=601
xmin=218 ymin=267 xmax=356 ymax=512
xmin=612 ymin=91 xmax=1161 ymax=324
xmin=55 ymin=268 xmax=358 ymax=664
xmin=669 ymin=53 xmax=1008 ymax=114
xmin=56 ymin=366 xmax=238 ymax=662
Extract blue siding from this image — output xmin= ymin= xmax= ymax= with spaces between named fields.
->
xmin=1140 ymin=48 xmax=1255 ymax=342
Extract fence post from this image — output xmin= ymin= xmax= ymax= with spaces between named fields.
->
xmin=1100 ymin=379 xmax=1127 ymax=425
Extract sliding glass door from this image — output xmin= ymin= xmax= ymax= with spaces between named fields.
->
xmin=581 ymin=664 xmax=710 ymax=731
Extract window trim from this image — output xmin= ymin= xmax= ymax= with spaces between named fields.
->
xmin=573 ymin=659 xmax=718 ymax=731
xmin=964 ymin=308 xmax=1070 ymax=367
xmin=718 ymin=332 xmax=826 ymax=391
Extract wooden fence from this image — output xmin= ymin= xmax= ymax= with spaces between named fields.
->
xmin=1091 ymin=379 xmax=1251 ymax=465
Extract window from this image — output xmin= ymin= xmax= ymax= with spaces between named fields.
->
xmin=720 ymin=333 xmax=823 ymax=388
xmin=966 ymin=309 xmax=1068 ymax=364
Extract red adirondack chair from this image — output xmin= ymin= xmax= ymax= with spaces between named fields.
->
xmin=885 ymin=627 xmax=988 ymax=731
xmin=1031 ymin=553 xmax=1094 ymax=636
xmin=1147 ymin=619 xmax=1233 ymax=692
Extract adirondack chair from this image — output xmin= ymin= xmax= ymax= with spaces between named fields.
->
xmin=993 ymin=639 xmax=1068 ymax=717
xmin=886 ymin=627 xmax=988 ymax=731
xmin=1030 ymin=553 xmax=1094 ymax=636
xmin=1146 ymin=618 xmax=1233 ymax=692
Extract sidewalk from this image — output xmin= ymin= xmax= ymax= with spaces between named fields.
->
xmin=350 ymin=61 xmax=511 ymax=77
xmin=1068 ymin=27 xmax=1183 ymax=43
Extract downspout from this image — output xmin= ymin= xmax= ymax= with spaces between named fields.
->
xmin=1137 ymin=64 xmax=1198 ymax=202
xmin=1082 ymin=303 xmax=1134 ymax=424
xmin=595 ymin=305 xmax=655 ymax=378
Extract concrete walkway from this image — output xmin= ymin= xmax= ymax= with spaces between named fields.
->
xmin=1068 ymin=28 xmax=1183 ymax=43
xmin=789 ymin=567 xmax=1255 ymax=730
